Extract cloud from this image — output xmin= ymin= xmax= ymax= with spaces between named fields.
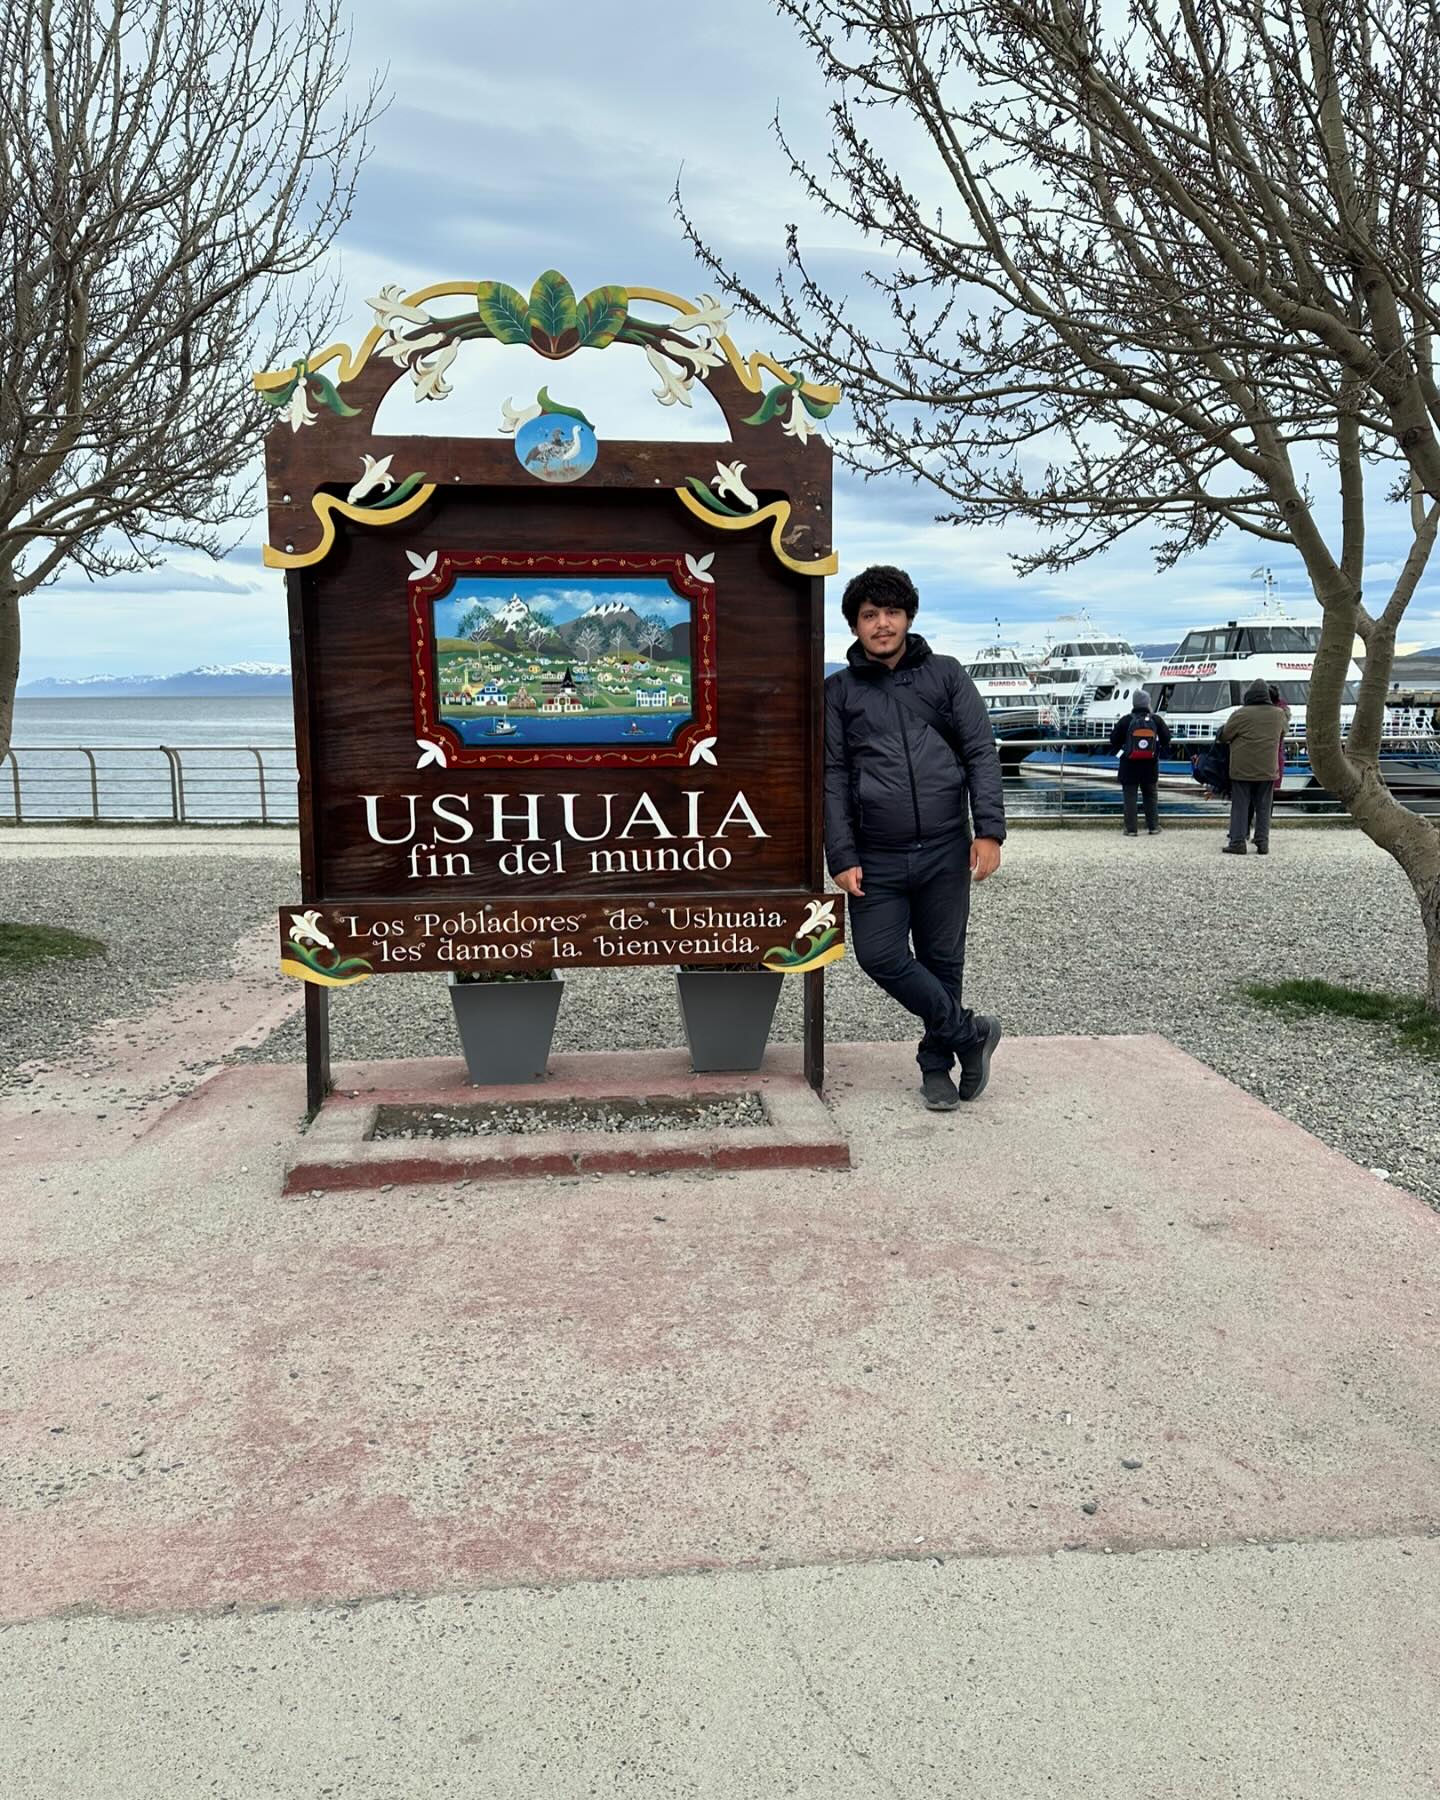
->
xmin=25 ymin=0 xmax=1440 ymax=681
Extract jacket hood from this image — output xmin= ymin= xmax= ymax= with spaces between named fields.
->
xmin=847 ymin=631 xmax=932 ymax=676
xmin=1243 ymin=678 xmax=1271 ymax=704
xmin=1132 ymin=690 xmax=1153 ymax=713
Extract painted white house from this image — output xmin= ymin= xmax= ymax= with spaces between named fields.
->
xmin=635 ymin=686 xmax=670 ymax=709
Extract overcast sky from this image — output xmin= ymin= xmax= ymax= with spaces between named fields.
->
xmin=19 ymin=0 xmax=1440 ymax=680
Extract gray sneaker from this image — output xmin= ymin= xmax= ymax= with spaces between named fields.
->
xmin=921 ymin=1069 xmax=960 ymax=1112
xmin=958 ymin=1016 xmax=1002 ymax=1102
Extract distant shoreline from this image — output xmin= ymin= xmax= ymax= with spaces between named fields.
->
xmin=17 ymin=682 xmax=291 ymax=700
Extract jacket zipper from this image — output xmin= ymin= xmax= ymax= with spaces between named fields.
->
xmin=892 ymin=678 xmax=924 ymax=839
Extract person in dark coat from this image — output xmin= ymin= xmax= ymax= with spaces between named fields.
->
xmin=824 ymin=565 xmax=1006 ymax=1113
xmin=1219 ymin=679 xmax=1287 ymax=854
xmin=1106 ymin=689 xmax=1172 ymax=836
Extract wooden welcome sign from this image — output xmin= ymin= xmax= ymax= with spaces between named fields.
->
xmin=258 ymin=273 xmax=842 ymax=1101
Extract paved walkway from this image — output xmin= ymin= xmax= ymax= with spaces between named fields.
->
xmin=0 ymin=825 xmax=298 ymax=858
xmin=1 ymin=948 xmax=1438 ymax=1793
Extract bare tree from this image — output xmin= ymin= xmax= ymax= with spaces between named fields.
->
xmin=636 ymin=615 xmax=670 ymax=661
xmin=680 ymin=0 xmax=1440 ymax=1009
xmin=0 ymin=0 xmax=382 ymax=753
xmin=575 ymin=624 xmax=603 ymax=664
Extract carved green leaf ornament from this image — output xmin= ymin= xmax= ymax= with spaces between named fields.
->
xmin=474 ymin=281 xmax=531 ymax=344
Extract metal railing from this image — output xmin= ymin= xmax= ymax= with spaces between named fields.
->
xmin=4 ymin=736 xmax=1433 ymax=826
xmin=1 ymin=745 xmax=298 ymax=825
xmin=998 ymin=733 xmax=1440 ymax=818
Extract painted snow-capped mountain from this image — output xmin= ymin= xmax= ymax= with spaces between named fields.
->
xmin=490 ymin=597 xmax=534 ymax=630
xmin=18 ymin=662 xmax=292 ymax=697
xmin=577 ymin=599 xmax=637 ymax=621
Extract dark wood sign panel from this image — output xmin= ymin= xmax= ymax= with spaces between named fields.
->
xmin=259 ymin=271 xmax=840 ymax=1095
xmin=295 ymin=496 xmax=816 ymax=900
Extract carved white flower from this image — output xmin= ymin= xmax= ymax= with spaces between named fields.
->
xmin=799 ymin=899 xmax=837 ymax=937
xmin=413 ymin=341 xmax=458 ymax=402
xmin=683 ymin=552 xmax=716 ymax=584
xmin=346 ymin=454 xmax=395 ymax=505
xmin=669 ymin=293 xmax=731 ymax=335
xmin=415 ymin=737 xmax=448 ymax=770
xmin=500 ymin=396 xmax=542 ymax=435
xmin=280 ymin=381 xmax=316 ymax=432
xmin=367 ymin=284 xmax=434 ymax=330
xmin=646 ymin=344 xmax=694 ymax=407
xmin=376 ymin=329 xmax=446 ymax=366
xmin=712 ymin=461 xmax=757 ymax=510
xmin=782 ymin=395 xmax=818 ymax=442
xmin=662 ymin=336 xmax=725 ymax=376
xmin=687 ymin=736 xmax=718 ymax=766
xmin=406 ymin=550 xmax=439 ymax=582
xmin=288 ymin=909 xmax=335 ymax=951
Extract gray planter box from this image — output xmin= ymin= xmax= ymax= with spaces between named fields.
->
xmin=447 ymin=974 xmax=564 ymax=1085
xmin=675 ymin=970 xmax=783 ymax=1073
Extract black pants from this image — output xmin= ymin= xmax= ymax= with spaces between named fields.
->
xmin=847 ymin=834 xmax=978 ymax=1073
xmin=1121 ymin=775 xmax=1159 ymax=833
xmin=1230 ymin=779 xmax=1274 ymax=850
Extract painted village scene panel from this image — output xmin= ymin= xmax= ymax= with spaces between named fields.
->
xmin=431 ymin=576 xmax=694 ymax=746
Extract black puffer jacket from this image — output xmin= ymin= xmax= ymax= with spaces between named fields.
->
xmin=824 ymin=635 xmax=1007 ymax=874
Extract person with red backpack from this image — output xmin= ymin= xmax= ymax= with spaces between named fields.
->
xmin=1107 ymin=689 xmax=1172 ymax=835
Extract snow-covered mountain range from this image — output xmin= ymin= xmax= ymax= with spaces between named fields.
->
xmin=18 ymin=663 xmax=292 ymax=697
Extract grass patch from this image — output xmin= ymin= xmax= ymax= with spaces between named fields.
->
xmin=0 ymin=921 xmax=107 ymax=969
xmin=1244 ymin=977 xmax=1440 ymax=1059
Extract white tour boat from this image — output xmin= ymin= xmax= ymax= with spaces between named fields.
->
xmin=962 ymin=638 xmax=1057 ymax=764
xmin=1026 ymin=619 xmax=1154 ymax=734
xmin=1029 ymin=602 xmax=1440 ymax=800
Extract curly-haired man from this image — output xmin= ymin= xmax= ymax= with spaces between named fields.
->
xmin=824 ymin=566 xmax=1006 ymax=1111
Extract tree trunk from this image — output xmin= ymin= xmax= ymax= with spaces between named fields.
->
xmin=1425 ymin=877 xmax=1440 ymax=1015
xmin=1341 ymin=768 xmax=1440 ymax=1014
xmin=1303 ymin=585 xmax=1440 ymax=1014
xmin=0 ymin=582 xmax=18 ymax=763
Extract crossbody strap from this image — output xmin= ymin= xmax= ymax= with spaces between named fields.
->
xmin=888 ymin=678 xmax=966 ymax=763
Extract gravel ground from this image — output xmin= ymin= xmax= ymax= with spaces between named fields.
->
xmin=374 ymin=1094 xmax=769 ymax=1138
xmin=3 ymin=831 xmax=1436 ymax=1205
xmin=0 ymin=855 xmax=292 ymax=1082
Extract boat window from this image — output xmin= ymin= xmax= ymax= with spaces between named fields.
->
xmin=1233 ymin=624 xmax=1321 ymax=653
xmin=1046 ymin=669 xmax=1080 ymax=684
xmin=1162 ymin=680 xmax=1231 ymax=711
xmin=1270 ymin=626 xmax=1320 ymax=652
xmin=1175 ymin=630 xmax=1227 ymax=658
xmin=1093 ymin=684 xmax=1116 ymax=700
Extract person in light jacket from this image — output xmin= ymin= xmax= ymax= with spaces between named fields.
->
xmin=1219 ymin=680 xmax=1287 ymax=854
xmin=824 ymin=566 xmax=1006 ymax=1113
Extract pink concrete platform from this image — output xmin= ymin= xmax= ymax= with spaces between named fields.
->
xmin=284 ymin=1049 xmax=850 ymax=1193
xmin=2 ymin=1034 xmax=1438 ymax=1625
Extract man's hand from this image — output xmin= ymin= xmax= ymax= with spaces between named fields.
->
xmin=834 ymin=866 xmax=864 ymax=899
xmin=970 ymin=838 xmax=1002 ymax=882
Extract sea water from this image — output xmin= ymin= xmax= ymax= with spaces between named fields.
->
xmin=4 ymin=696 xmax=1252 ymax=822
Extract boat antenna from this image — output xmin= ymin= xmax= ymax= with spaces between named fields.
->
xmin=1251 ymin=565 xmax=1277 ymax=610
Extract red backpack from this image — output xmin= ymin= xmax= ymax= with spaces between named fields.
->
xmin=1125 ymin=713 xmax=1159 ymax=760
